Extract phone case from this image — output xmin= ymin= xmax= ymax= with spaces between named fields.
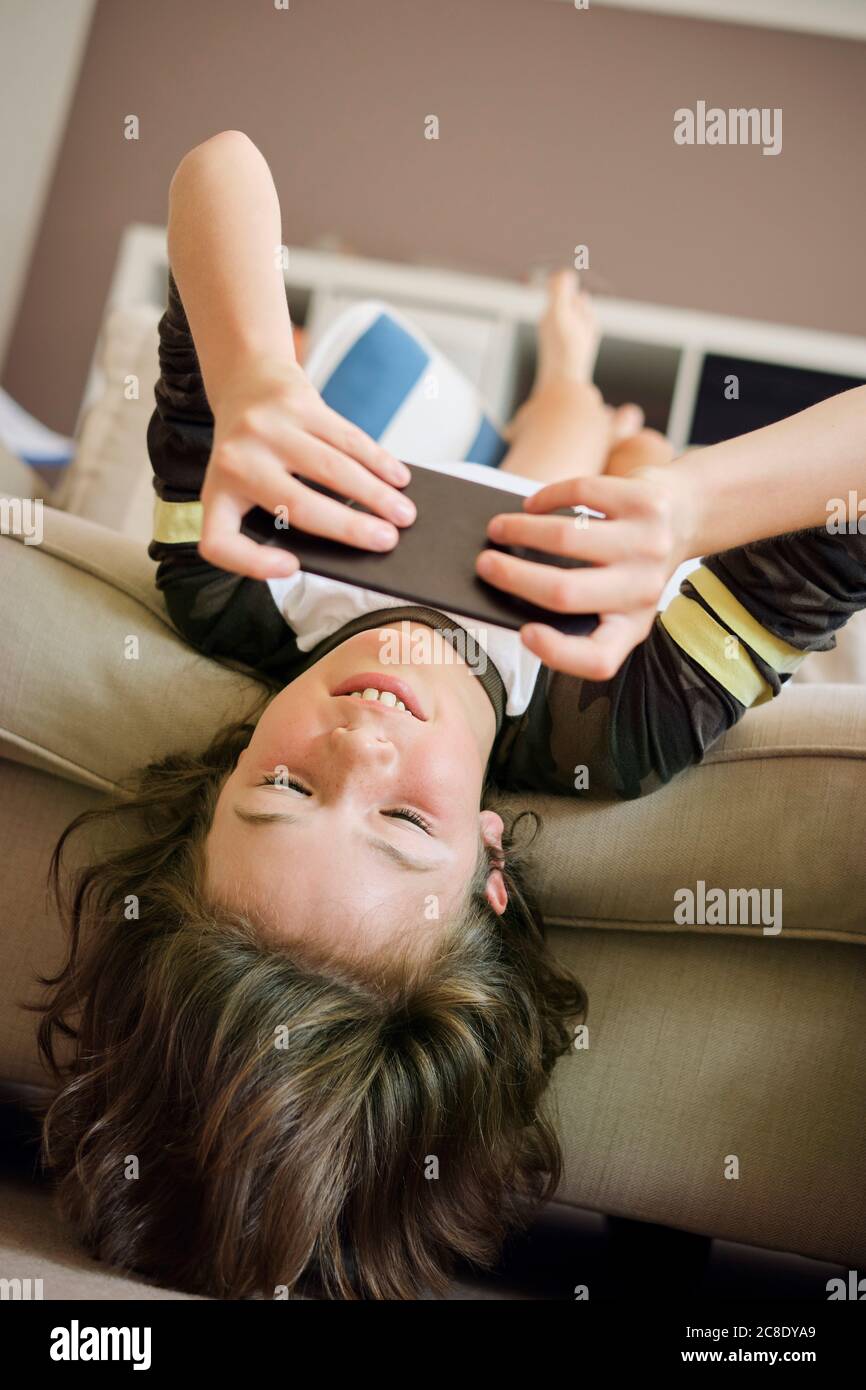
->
xmin=240 ymin=463 xmax=599 ymax=636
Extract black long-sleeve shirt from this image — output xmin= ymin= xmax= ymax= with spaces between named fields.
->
xmin=147 ymin=271 xmax=866 ymax=799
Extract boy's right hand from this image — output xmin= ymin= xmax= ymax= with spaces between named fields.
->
xmin=476 ymin=461 xmax=691 ymax=681
xmin=199 ymin=358 xmax=416 ymax=580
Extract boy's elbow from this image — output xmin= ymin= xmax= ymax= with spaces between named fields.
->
xmin=170 ymin=130 xmax=259 ymax=188
xmin=194 ymin=129 xmax=257 ymax=157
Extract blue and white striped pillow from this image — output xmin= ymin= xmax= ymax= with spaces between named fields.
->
xmin=303 ymin=300 xmax=507 ymax=469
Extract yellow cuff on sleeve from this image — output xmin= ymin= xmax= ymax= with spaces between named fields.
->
xmin=687 ymin=565 xmax=806 ymax=676
xmin=659 ymin=593 xmax=773 ymax=707
xmin=152 ymin=498 xmax=204 ymax=546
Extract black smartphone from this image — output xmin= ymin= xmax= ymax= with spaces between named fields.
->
xmin=240 ymin=462 xmax=599 ymax=636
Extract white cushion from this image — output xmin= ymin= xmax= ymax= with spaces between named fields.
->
xmin=56 ymin=303 xmax=162 ymax=543
xmin=0 ymin=440 xmax=44 ymax=502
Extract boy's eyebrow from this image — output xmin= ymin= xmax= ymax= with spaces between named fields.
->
xmin=232 ymin=806 xmax=437 ymax=872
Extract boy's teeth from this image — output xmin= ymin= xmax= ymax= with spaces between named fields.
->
xmin=354 ymin=687 xmax=410 ymax=712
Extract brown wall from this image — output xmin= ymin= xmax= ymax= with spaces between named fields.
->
xmin=4 ymin=0 xmax=866 ymax=434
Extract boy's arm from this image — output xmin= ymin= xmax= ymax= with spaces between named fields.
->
xmin=147 ymin=264 xmax=304 ymax=676
xmin=165 ymin=133 xmax=412 ymax=568
xmin=149 ymin=131 xmax=416 ymax=669
xmin=476 ymin=385 xmax=866 ymax=680
xmin=494 ymin=523 xmax=866 ymax=799
xmin=165 ymin=131 xmax=297 ymax=412
xmin=674 ymin=384 xmax=866 ymax=556
xmin=486 ymin=386 xmax=866 ymax=796
xmin=489 ymin=389 xmax=866 ymax=795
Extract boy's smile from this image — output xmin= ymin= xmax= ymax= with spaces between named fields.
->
xmin=204 ymin=623 xmax=507 ymax=961
xmin=329 ymin=670 xmax=428 ymax=719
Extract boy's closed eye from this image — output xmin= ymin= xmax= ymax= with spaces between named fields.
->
xmin=258 ymin=773 xmax=433 ymax=834
xmin=232 ymin=804 xmax=442 ymax=874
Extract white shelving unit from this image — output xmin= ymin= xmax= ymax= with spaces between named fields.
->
xmin=550 ymin=0 xmax=866 ymax=42
xmin=79 ymin=221 xmax=866 ymax=454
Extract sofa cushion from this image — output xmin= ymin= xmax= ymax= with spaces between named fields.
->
xmin=2 ymin=761 xmax=865 ymax=1267
xmin=2 ymin=506 xmax=866 ymax=1275
xmin=2 ymin=505 xmax=866 ymax=940
xmin=0 ymin=1174 xmax=207 ymax=1299
xmin=501 ymin=679 xmax=866 ymax=948
xmin=54 ymin=303 xmax=162 ymax=545
xmin=0 ymin=507 xmax=264 ymax=791
xmin=549 ymin=923 xmax=866 ymax=1267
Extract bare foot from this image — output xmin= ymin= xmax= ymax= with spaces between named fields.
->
xmin=503 ymin=272 xmax=644 ymax=448
xmin=502 ymin=269 xmax=603 ymax=444
xmin=534 ymin=269 xmax=600 ymax=391
xmin=498 ymin=271 xmax=649 ymax=480
xmin=604 ymin=427 xmax=677 ymax=478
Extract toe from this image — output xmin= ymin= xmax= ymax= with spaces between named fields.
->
xmin=548 ymin=267 xmax=579 ymax=307
xmin=610 ymin=403 xmax=645 ymax=442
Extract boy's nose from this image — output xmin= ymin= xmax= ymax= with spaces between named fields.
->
xmin=330 ymin=723 xmax=397 ymax=768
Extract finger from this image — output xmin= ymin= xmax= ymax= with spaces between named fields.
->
xmin=210 ymin=440 xmax=404 ymax=551
xmin=256 ymin=424 xmax=415 ymax=528
xmin=475 ymin=547 xmax=661 ymax=614
xmin=311 ymin=402 xmax=411 ymax=488
xmin=214 ymin=434 xmax=405 ymax=547
xmin=523 ymin=472 xmax=653 ymax=519
xmin=288 ymin=482 xmax=402 ymax=549
xmin=519 ymin=611 xmax=652 ymax=681
xmin=486 ymin=512 xmax=636 ymax=564
xmin=227 ymin=449 xmax=402 ymax=550
xmin=255 ymin=464 xmax=402 ymax=551
xmin=199 ymin=491 xmax=301 ymax=580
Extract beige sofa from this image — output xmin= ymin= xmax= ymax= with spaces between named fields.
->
xmin=2 ymin=304 xmax=865 ymax=1299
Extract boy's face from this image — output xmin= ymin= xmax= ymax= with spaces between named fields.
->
xmin=206 ymin=623 xmax=507 ymax=958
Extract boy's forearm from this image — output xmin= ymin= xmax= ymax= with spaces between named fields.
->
xmin=166 ymin=130 xmax=296 ymax=412
xmin=674 ymin=385 xmax=866 ymax=558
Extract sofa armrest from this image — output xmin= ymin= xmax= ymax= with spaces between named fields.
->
xmin=0 ymin=507 xmax=268 ymax=792
xmin=497 ymin=683 xmax=866 ymax=947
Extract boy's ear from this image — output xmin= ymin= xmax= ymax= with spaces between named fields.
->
xmin=479 ymin=810 xmax=508 ymax=916
xmin=485 ymin=870 xmax=508 ymax=916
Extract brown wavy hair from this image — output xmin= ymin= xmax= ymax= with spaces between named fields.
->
xmin=32 ymin=712 xmax=587 ymax=1300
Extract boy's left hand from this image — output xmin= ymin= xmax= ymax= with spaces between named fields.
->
xmin=475 ymin=466 xmax=692 ymax=680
